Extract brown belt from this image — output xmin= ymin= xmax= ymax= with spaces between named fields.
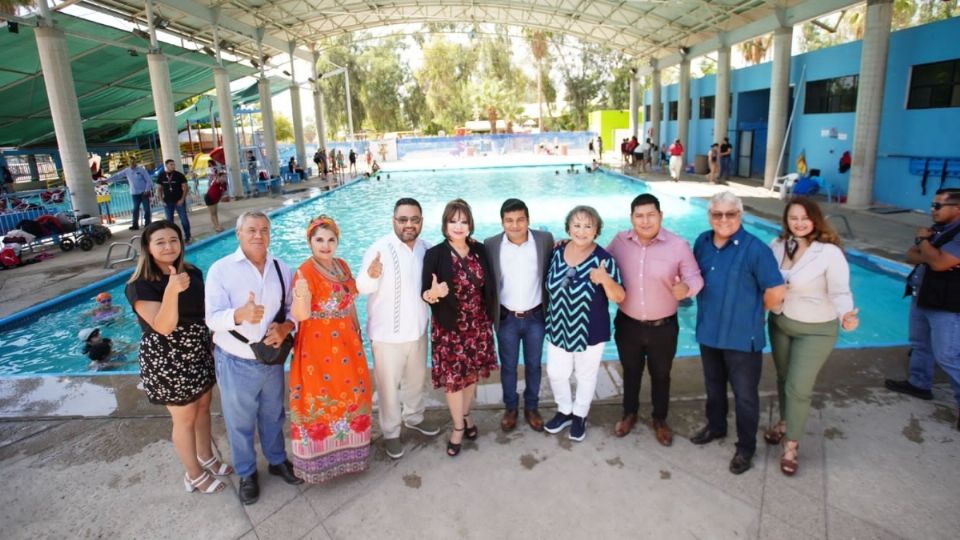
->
xmin=502 ymin=305 xmax=542 ymax=319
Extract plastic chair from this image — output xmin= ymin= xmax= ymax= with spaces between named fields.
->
xmin=771 ymin=173 xmax=799 ymax=195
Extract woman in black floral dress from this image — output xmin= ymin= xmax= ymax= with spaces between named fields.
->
xmin=422 ymin=199 xmax=497 ymax=456
xmin=126 ymin=221 xmax=231 ymax=494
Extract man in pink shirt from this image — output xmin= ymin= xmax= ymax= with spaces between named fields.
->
xmin=606 ymin=193 xmax=703 ymax=445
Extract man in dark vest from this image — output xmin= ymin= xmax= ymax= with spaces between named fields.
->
xmin=886 ymin=188 xmax=960 ymax=431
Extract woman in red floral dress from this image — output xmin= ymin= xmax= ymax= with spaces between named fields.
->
xmin=289 ymin=215 xmax=371 ymax=483
xmin=422 ymin=199 xmax=498 ymax=456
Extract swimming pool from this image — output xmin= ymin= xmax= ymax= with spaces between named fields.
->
xmin=0 ymin=166 xmax=912 ymax=375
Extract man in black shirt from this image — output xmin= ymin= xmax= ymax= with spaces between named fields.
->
xmin=157 ymin=159 xmax=192 ymax=243
xmin=719 ymin=138 xmax=733 ymax=180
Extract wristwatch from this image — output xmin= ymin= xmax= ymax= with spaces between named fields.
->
xmin=914 ymin=236 xmax=928 ymax=245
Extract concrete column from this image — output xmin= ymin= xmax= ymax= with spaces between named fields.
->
xmin=848 ymin=0 xmax=893 ymax=208
xmin=714 ymin=45 xmax=731 ymax=145
xmin=310 ymin=56 xmax=327 ymax=148
xmin=258 ymin=78 xmax=280 ymax=177
xmin=34 ymin=26 xmax=98 ymax=216
xmin=650 ymin=69 xmax=662 ymax=149
xmin=147 ymin=53 xmax=182 ymax=170
xmin=290 ymin=85 xmax=306 ymax=170
xmin=214 ymin=67 xmax=243 ymax=198
xmin=678 ymin=57 xmax=691 ymax=154
xmin=764 ymin=26 xmax=793 ymax=187
xmin=629 ymin=75 xmax=638 ymax=137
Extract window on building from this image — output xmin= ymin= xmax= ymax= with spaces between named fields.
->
xmin=700 ymin=96 xmax=715 ymax=119
xmin=804 ymin=75 xmax=859 ymax=114
xmin=908 ymin=59 xmax=960 ymax=109
xmin=668 ymin=100 xmax=678 ymax=120
xmin=644 ymin=104 xmax=651 ymax=119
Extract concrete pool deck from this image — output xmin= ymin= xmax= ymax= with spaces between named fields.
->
xmin=1 ymin=154 xmax=956 ymax=539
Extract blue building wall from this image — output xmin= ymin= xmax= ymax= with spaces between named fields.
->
xmin=643 ymin=16 xmax=960 ymax=210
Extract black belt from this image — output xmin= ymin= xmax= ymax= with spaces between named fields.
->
xmin=502 ymin=304 xmax=542 ymax=319
xmin=620 ymin=312 xmax=677 ymax=327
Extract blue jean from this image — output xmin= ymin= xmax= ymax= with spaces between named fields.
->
xmin=496 ymin=309 xmax=546 ymax=410
xmin=131 ymin=192 xmax=152 ymax=228
xmin=720 ymin=155 xmax=732 ymax=179
xmin=699 ymin=344 xmax=762 ymax=458
xmin=163 ymin=202 xmax=191 ymax=239
xmin=908 ymin=299 xmax=960 ymax=406
xmin=214 ymin=346 xmax=288 ymax=477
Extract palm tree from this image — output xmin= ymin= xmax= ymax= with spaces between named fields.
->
xmin=525 ymin=29 xmax=550 ymax=131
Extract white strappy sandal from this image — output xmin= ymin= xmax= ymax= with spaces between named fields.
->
xmin=183 ymin=471 xmax=225 ymax=494
xmin=197 ymin=454 xmax=234 ymax=476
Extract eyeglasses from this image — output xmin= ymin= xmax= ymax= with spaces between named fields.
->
xmin=560 ymin=267 xmax=577 ymax=288
xmin=931 ymin=202 xmax=959 ymax=210
xmin=394 ymin=216 xmax=422 ymax=225
xmin=709 ymin=210 xmax=741 ymax=221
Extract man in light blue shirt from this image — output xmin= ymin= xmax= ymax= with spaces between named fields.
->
xmin=112 ymin=157 xmax=153 ymax=230
xmin=691 ymin=192 xmax=785 ymax=475
xmin=205 ymin=211 xmax=301 ymax=505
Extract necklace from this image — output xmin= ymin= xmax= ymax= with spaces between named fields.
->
xmin=312 ymin=256 xmax=344 ymax=280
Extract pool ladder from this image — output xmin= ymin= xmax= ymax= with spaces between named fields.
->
xmin=104 ymin=235 xmax=140 ymax=269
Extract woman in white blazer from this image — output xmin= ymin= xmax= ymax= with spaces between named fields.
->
xmin=765 ymin=197 xmax=860 ymax=476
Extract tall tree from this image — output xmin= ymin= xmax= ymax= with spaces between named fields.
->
xmin=356 ymin=38 xmax=406 ymax=132
xmin=415 ymin=35 xmax=475 ymax=131
xmin=317 ymin=36 xmax=365 ymax=139
xmin=274 ymin=113 xmax=294 ymax=142
xmin=524 ymin=29 xmax=551 ymax=131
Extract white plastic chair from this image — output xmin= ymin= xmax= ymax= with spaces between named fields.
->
xmin=771 ymin=173 xmax=799 ymax=197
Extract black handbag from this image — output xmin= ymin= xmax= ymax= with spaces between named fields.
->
xmin=230 ymin=260 xmax=295 ymax=365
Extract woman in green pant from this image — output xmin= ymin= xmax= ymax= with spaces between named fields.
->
xmin=765 ymin=197 xmax=859 ymax=476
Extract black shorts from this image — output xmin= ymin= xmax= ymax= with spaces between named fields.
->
xmin=203 ymin=194 xmax=217 ymax=206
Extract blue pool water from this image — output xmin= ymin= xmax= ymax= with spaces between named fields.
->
xmin=0 ymin=166 xmax=912 ymax=375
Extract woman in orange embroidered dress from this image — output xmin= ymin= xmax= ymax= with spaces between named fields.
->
xmin=290 ymin=215 xmax=371 ymax=483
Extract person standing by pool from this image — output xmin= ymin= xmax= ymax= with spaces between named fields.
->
xmin=606 ymin=194 xmax=702 ymax=446
xmin=766 ymin=196 xmax=859 ymax=476
xmin=113 ymin=157 xmax=153 ymax=230
xmin=125 ymin=221 xmax=229 ymax=495
xmin=690 ymin=192 xmax=785 ymax=475
xmin=719 ymin=137 xmax=733 ymax=181
xmin=543 ymin=206 xmax=625 ymax=442
xmin=289 ymin=215 xmax=372 ymax=482
xmin=357 ymin=198 xmax=441 ymax=460
xmin=348 ymin=148 xmax=357 ymax=175
xmin=483 ymin=198 xmax=554 ymax=432
xmin=668 ymin=139 xmax=684 ymax=182
xmin=205 ymin=211 xmax=303 ymax=505
xmin=885 ymin=188 xmax=960 ymax=431
xmin=157 ymin=159 xmax=192 ymax=244
xmin=421 ymin=199 xmax=498 ymax=457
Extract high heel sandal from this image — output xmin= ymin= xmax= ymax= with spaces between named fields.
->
xmin=184 ymin=471 xmax=225 ymax=494
xmin=764 ymin=421 xmax=786 ymax=445
xmin=463 ymin=413 xmax=478 ymax=440
xmin=198 ymin=454 xmax=234 ymax=476
xmin=447 ymin=425 xmax=465 ymax=457
xmin=780 ymin=440 xmax=799 ymax=476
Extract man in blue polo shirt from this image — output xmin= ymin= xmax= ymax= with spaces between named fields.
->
xmin=691 ymin=192 xmax=785 ymax=474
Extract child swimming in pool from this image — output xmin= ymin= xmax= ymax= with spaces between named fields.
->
xmin=79 ymin=327 xmax=133 ymax=371
xmin=86 ymin=292 xmax=122 ymax=323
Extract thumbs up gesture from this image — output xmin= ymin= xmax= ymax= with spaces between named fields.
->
xmin=423 ymin=273 xmax=449 ymax=304
xmin=165 ymin=266 xmax=190 ymax=294
xmin=368 ymin=252 xmax=383 ymax=279
xmin=841 ymin=307 xmax=859 ymax=331
xmin=236 ymin=291 xmax=265 ymax=324
xmin=589 ymin=261 xmax=609 ymax=285
xmin=671 ymin=275 xmax=690 ymax=300
xmin=293 ymin=270 xmax=311 ymax=299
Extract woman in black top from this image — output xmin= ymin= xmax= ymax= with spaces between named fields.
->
xmin=125 ymin=221 xmax=230 ymax=494
xmin=421 ymin=199 xmax=497 ymax=456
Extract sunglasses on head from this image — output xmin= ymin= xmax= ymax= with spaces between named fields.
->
xmin=560 ymin=267 xmax=577 ymax=288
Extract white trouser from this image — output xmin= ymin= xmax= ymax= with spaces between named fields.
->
xmin=669 ymin=155 xmax=683 ymax=180
xmin=372 ymin=335 xmax=428 ymax=439
xmin=546 ymin=342 xmax=605 ymax=418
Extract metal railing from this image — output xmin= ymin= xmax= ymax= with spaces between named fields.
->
xmin=104 ymin=235 xmax=140 ymax=268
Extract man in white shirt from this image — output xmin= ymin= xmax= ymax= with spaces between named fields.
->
xmin=484 ymin=199 xmax=554 ymax=432
xmin=356 ymin=198 xmax=441 ymax=459
xmin=205 ymin=211 xmax=302 ymax=505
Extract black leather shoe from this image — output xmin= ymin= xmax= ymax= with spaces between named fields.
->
xmin=268 ymin=459 xmax=304 ymax=485
xmin=238 ymin=472 xmax=260 ymax=505
xmin=690 ymin=426 xmax=726 ymax=445
xmin=729 ymin=453 xmax=752 ymax=475
xmin=884 ymin=379 xmax=933 ymax=400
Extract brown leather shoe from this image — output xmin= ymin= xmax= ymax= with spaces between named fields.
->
xmin=524 ymin=409 xmax=544 ymax=432
xmin=653 ymin=419 xmax=673 ymax=446
xmin=614 ymin=413 xmax=638 ymax=437
xmin=501 ymin=409 xmax=518 ymax=432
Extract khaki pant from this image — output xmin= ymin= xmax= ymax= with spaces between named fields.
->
xmin=372 ymin=335 xmax=428 ymax=439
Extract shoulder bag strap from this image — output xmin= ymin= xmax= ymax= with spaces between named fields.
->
xmin=229 ymin=260 xmax=287 ymax=343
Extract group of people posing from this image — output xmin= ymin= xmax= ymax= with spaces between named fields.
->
xmin=126 ymin=188 xmax=869 ymax=506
